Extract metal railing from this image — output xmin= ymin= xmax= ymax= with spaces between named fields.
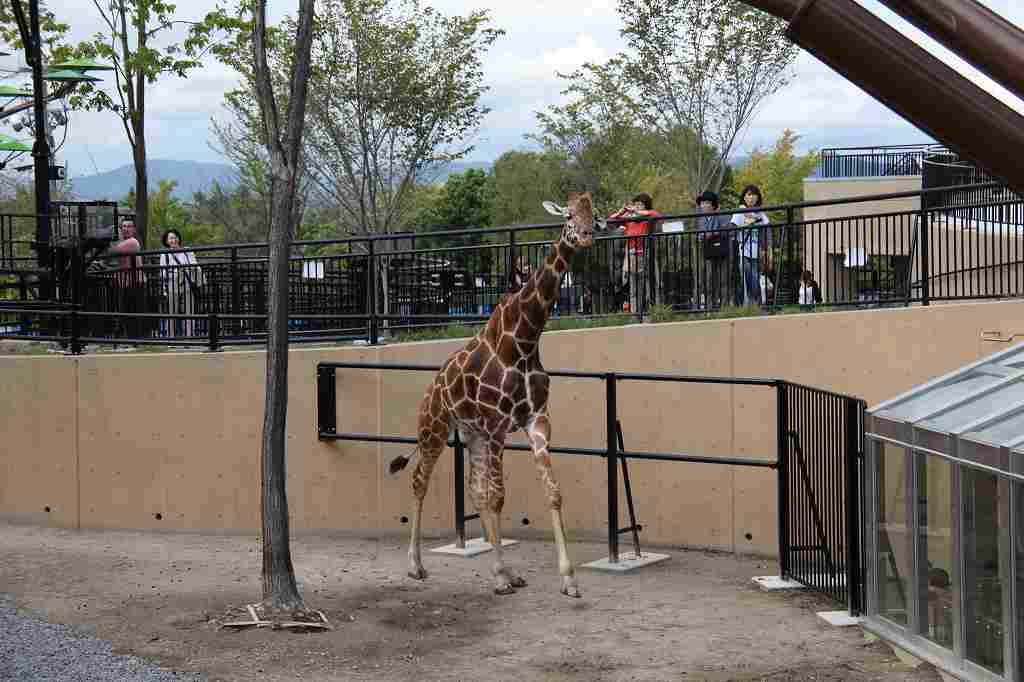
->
xmin=316 ymin=361 xmax=867 ymax=614
xmin=779 ymin=381 xmax=866 ymax=613
xmin=1 ymin=180 xmax=1022 ymax=350
xmin=817 ymin=144 xmax=942 ymax=179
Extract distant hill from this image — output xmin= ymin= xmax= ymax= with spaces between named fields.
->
xmin=426 ymin=160 xmax=493 ymax=183
xmin=68 ymin=158 xmax=493 ymax=201
xmin=68 ymin=160 xmax=238 ymax=202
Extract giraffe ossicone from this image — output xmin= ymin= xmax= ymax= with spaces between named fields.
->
xmin=389 ymin=192 xmax=598 ymax=597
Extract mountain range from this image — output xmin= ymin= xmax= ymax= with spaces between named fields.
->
xmin=67 ymin=159 xmax=495 ymax=202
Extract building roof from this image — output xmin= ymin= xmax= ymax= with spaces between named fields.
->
xmin=867 ymin=342 xmax=1024 ymax=477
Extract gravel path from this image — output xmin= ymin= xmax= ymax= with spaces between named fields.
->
xmin=0 ymin=597 xmax=204 ymax=682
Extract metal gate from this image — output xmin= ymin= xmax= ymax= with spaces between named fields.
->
xmin=778 ymin=382 xmax=866 ymax=614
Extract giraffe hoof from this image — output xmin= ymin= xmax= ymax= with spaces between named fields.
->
xmin=494 ymin=583 xmax=516 ymax=595
xmin=408 ymin=567 xmax=428 ymax=580
xmin=561 ymin=578 xmax=581 ymax=598
xmin=509 ymin=576 xmax=527 ymax=588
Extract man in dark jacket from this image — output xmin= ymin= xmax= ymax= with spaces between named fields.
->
xmin=694 ymin=191 xmax=735 ymax=308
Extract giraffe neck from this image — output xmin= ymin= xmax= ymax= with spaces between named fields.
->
xmin=512 ymin=236 xmax=576 ymax=346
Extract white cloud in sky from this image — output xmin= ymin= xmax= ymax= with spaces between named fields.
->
xmin=16 ymin=0 xmax=1024 ymax=177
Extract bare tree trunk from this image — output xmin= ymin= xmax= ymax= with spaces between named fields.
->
xmin=133 ymin=138 xmax=148 ymax=245
xmin=260 ymin=183 xmax=302 ymax=610
xmin=252 ymin=0 xmax=316 ymax=613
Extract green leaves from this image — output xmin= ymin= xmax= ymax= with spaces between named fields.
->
xmin=230 ymin=0 xmax=503 ymax=238
xmin=539 ymin=0 xmax=798 ymax=201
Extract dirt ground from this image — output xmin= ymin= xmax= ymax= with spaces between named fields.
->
xmin=0 ymin=521 xmax=939 ymax=682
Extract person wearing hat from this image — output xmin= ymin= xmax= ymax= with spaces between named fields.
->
xmin=695 ymin=190 xmax=735 ymax=309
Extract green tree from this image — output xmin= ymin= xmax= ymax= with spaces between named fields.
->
xmin=492 ymin=151 xmax=567 ymax=227
xmin=292 ymin=0 xmax=502 ymax=240
xmin=125 ymin=179 xmax=189 ymax=246
xmin=553 ymin=0 xmax=797 ymax=195
xmin=732 ymin=129 xmax=818 ymax=221
xmin=192 ymin=181 xmax=270 ymax=244
xmin=58 ymin=0 xmax=239 ymax=247
xmin=414 ymin=168 xmax=496 ymax=270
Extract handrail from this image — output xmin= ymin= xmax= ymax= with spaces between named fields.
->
xmin=118 ymin=180 xmax=1005 ymax=259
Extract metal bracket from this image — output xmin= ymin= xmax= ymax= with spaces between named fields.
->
xmin=981 ymin=331 xmax=1024 ymax=343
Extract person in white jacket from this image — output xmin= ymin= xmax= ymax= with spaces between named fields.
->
xmin=159 ymin=229 xmax=203 ymax=337
xmin=730 ymin=184 xmax=772 ymax=306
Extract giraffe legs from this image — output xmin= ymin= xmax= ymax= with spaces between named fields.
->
xmin=527 ymin=415 xmax=580 ymax=598
xmin=468 ymin=434 xmax=525 ymax=595
xmin=407 ymin=436 xmax=446 ymax=580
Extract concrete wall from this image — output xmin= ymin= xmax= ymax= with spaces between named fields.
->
xmin=3 ymin=300 xmax=1023 ymax=556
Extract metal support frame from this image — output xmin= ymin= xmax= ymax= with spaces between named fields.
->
xmin=314 ymin=362 xmax=821 ymax=582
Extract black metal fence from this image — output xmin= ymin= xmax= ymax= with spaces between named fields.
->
xmin=317 ymin=361 xmax=866 ymax=613
xmin=1 ymin=180 xmax=1022 ymax=350
xmin=817 ymin=144 xmax=941 ymax=179
xmin=778 ymin=381 xmax=866 ymax=613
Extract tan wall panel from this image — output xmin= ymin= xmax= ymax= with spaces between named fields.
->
xmin=0 ymin=357 xmax=78 ymax=527
xmin=5 ymin=298 xmax=1024 ymax=556
xmin=290 ymin=347 xmax=383 ymax=533
xmin=803 ymin=177 xmax=921 ymax=220
xmin=76 ymin=352 xmax=265 ymax=531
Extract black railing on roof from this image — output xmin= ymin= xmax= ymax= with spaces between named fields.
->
xmin=817 ymin=144 xmax=942 ymax=179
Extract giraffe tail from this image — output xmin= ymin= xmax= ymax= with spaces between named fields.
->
xmin=386 ymin=446 xmax=420 ymax=479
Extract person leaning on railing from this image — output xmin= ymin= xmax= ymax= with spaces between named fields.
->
xmin=110 ymin=219 xmax=146 ymax=340
xmin=731 ymin=184 xmax=773 ymax=307
xmin=695 ymin=191 xmax=734 ymax=309
xmin=609 ymin=192 xmax=658 ymax=314
xmin=159 ymin=229 xmax=203 ymax=338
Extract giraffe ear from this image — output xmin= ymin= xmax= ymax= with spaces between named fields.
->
xmin=542 ymin=200 xmax=569 ymax=217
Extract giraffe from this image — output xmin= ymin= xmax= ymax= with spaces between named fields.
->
xmin=388 ymin=192 xmax=600 ymax=597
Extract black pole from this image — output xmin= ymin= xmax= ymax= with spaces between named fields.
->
xmin=616 ymin=420 xmax=643 ymax=559
xmin=919 ymin=207 xmax=930 ymax=306
xmin=606 ymin=373 xmax=619 ymax=563
xmin=506 ymin=229 xmax=516 ymax=291
xmin=845 ymin=397 xmax=864 ymax=616
xmin=453 ymin=430 xmax=466 ymax=549
xmin=230 ymin=247 xmax=241 ymax=317
xmin=367 ymin=240 xmax=378 ymax=344
xmin=776 ymin=381 xmax=790 ymax=579
xmin=27 ymin=0 xmax=50 ymax=289
xmin=207 ymin=312 xmax=220 ymax=351
xmin=316 ymin=365 xmax=336 ymax=438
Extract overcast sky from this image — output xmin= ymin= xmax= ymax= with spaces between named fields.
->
xmin=26 ymin=0 xmax=1024 ymax=178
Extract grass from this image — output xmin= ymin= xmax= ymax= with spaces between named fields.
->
xmin=1 ymin=303 xmax=842 ymax=353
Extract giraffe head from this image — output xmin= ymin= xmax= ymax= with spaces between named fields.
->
xmin=543 ymin=192 xmax=601 ymax=249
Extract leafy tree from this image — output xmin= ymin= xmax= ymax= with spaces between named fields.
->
xmin=732 ymin=129 xmax=818 ymax=221
xmin=492 ymin=151 xmax=567 ymax=227
xmin=56 ymin=0 xmax=239 ymax=247
xmin=124 ymin=179 xmax=189 ymax=246
xmin=251 ymin=0 xmax=317 ymax=615
xmin=192 ymin=181 xmax=270 ymax=244
xmin=294 ymin=0 xmax=502 ymax=241
xmin=555 ymin=0 xmax=798 ymax=196
xmin=414 ymin=168 xmax=496 ymax=270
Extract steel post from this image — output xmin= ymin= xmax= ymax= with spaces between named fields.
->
xmin=777 ymin=381 xmax=790 ymax=578
xmin=606 ymin=373 xmax=619 ymax=563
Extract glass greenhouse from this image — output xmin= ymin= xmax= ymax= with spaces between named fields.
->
xmin=865 ymin=343 xmax=1024 ymax=681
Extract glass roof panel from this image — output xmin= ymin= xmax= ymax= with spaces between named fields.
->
xmin=989 ymin=345 xmax=1024 ymax=368
xmin=966 ymin=408 xmax=1024 ymax=446
xmin=920 ymin=380 xmax=1024 ymax=432
xmin=875 ymin=372 xmax=1003 ymax=423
